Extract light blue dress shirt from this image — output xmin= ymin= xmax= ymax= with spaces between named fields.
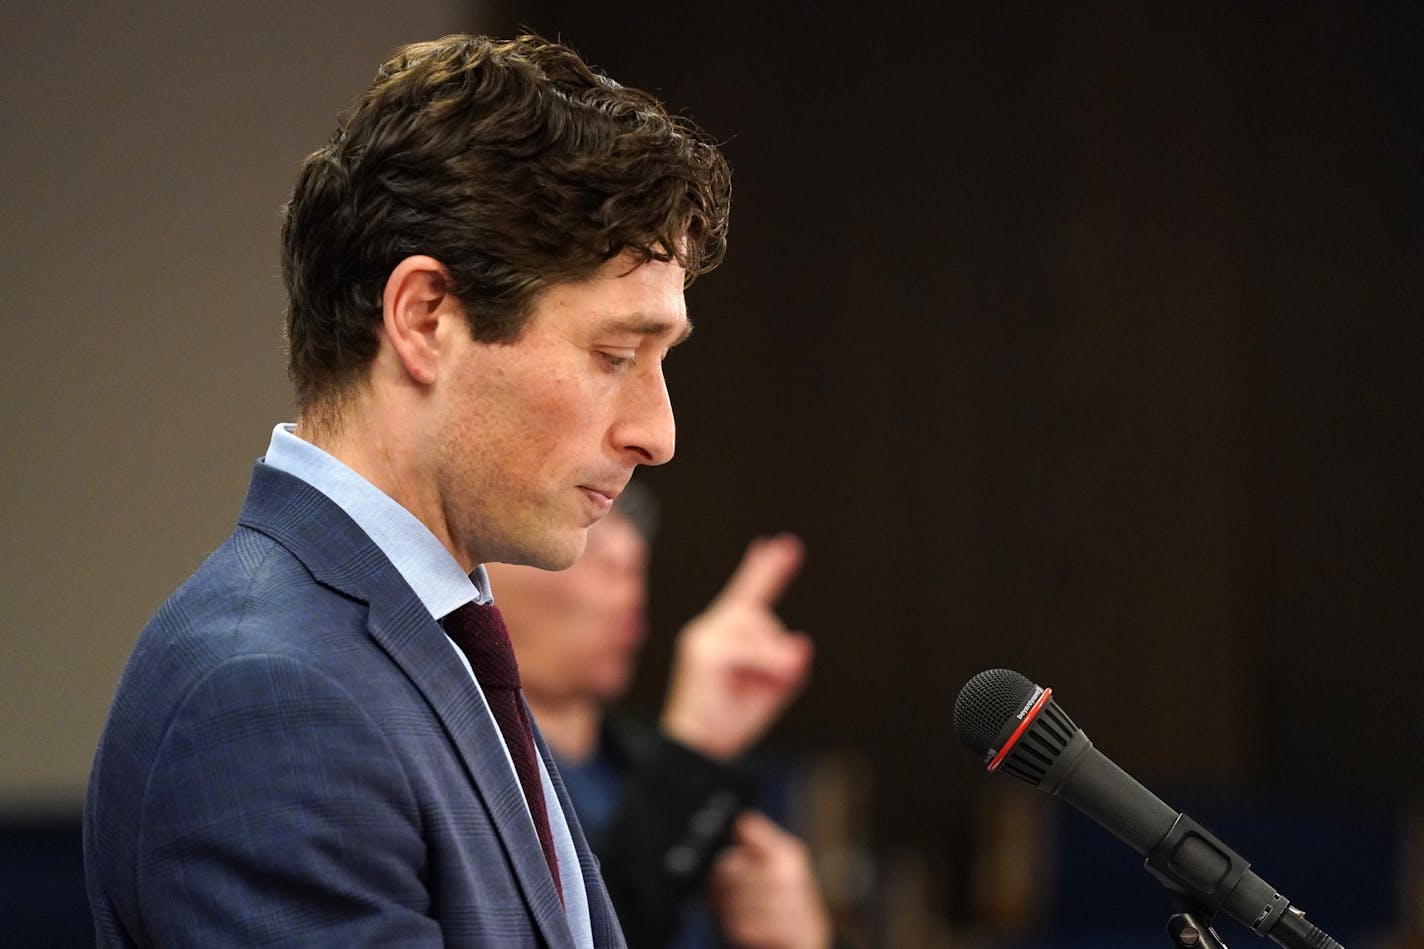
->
xmin=262 ymin=423 xmax=594 ymax=948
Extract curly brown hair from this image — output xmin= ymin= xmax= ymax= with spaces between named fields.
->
xmin=281 ymin=34 xmax=731 ymax=414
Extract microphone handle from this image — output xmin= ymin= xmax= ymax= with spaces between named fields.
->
xmin=1044 ymin=737 xmax=1345 ymax=948
xmin=1043 ymin=733 xmax=1178 ymax=854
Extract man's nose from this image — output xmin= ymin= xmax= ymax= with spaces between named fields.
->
xmin=612 ymin=365 xmax=675 ymax=466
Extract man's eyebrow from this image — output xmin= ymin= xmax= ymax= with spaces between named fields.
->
xmin=599 ymin=315 xmax=695 ymax=345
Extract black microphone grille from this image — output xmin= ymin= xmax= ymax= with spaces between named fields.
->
xmin=953 ymin=668 xmax=1040 ymax=755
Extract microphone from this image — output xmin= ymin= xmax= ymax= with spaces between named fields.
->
xmin=953 ymin=668 xmax=1344 ymax=949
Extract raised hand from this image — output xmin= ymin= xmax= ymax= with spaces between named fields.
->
xmin=659 ymin=532 xmax=812 ymax=761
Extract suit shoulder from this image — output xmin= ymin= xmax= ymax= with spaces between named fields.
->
xmin=91 ymin=528 xmax=379 ymax=837
xmin=148 ymin=526 xmax=366 ymax=664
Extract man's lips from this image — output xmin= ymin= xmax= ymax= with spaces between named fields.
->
xmin=579 ymin=485 xmax=617 ymax=513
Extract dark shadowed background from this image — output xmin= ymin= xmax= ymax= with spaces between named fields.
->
xmin=3 ymin=1 xmax=1420 ymax=945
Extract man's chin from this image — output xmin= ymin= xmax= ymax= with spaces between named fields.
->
xmin=520 ymin=529 xmax=588 ymax=572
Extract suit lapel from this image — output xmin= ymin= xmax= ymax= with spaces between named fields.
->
xmin=238 ymin=464 xmax=574 ymax=948
xmin=365 ymin=593 xmax=574 ymax=948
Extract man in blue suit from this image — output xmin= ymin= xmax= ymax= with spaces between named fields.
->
xmin=84 ymin=33 xmax=731 ymax=947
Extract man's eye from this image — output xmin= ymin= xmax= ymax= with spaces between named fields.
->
xmin=599 ymin=350 xmax=636 ymax=370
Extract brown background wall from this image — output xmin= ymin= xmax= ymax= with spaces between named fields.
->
xmin=498 ymin=0 xmax=1424 ymax=865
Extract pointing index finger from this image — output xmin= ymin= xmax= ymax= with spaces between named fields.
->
xmin=714 ymin=532 xmax=805 ymax=608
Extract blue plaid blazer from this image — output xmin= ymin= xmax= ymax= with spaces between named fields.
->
xmin=84 ymin=463 xmax=625 ymax=947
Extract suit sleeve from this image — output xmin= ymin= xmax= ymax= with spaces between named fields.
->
xmin=133 ymin=653 xmax=442 ymax=947
xmin=589 ymin=718 xmax=751 ymax=949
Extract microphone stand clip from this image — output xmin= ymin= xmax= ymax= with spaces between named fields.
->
xmin=1167 ymin=895 xmax=1231 ymax=949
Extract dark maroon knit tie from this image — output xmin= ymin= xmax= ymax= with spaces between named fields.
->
xmin=442 ymin=599 xmax=563 ymax=904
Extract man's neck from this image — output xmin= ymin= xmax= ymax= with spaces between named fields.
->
xmin=295 ymin=397 xmax=469 ymax=572
xmin=524 ymin=694 xmax=603 ymax=764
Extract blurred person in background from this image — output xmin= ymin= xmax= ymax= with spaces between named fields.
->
xmin=488 ymin=485 xmax=842 ymax=949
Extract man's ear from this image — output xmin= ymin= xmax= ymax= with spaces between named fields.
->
xmin=381 ymin=255 xmax=461 ymax=385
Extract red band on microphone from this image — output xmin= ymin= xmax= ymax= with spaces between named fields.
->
xmin=987 ymin=687 xmax=1052 ymax=773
